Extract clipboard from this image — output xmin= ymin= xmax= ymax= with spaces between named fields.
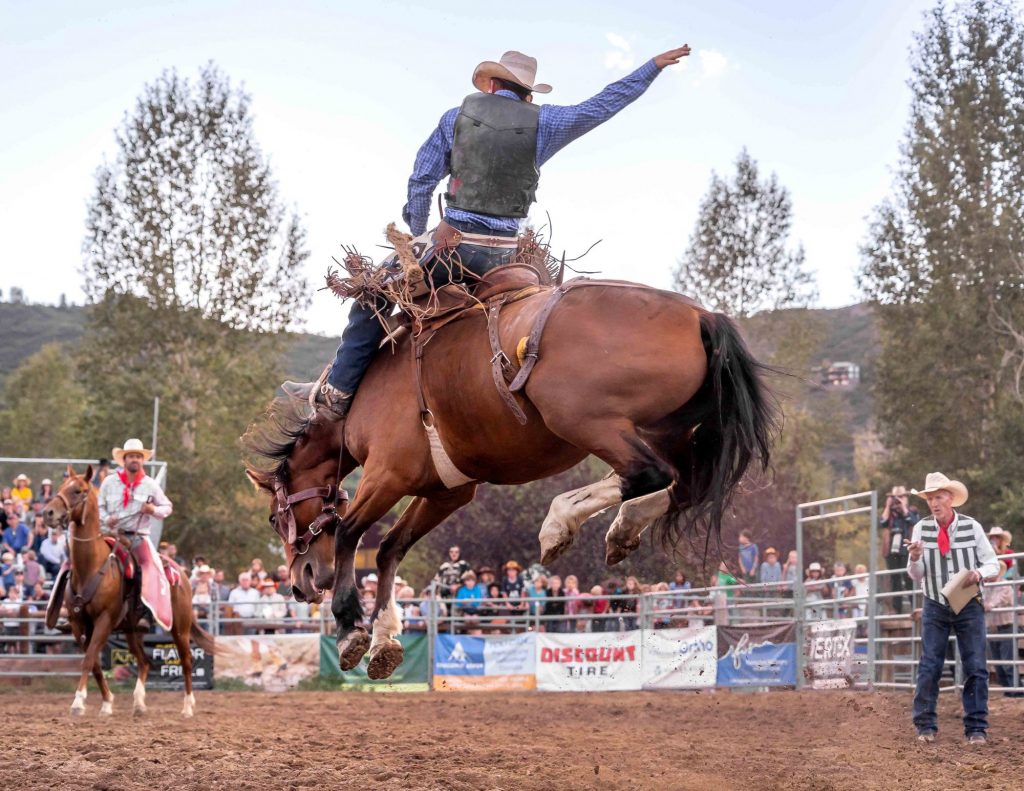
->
xmin=941 ymin=568 xmax=979 ymax=614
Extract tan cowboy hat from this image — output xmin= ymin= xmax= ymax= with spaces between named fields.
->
xmin=472 ymin=50 xmax=552 ymax=94
xmin=911 ymin=472 xmax=968 ymax=508
xmin=14 ymin=473 xmax=30 ymax=485
xmin=112 ymin=438 xmax=153 ymax=465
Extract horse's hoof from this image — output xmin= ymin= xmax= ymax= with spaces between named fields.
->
xmin=99 ymin=706 xmax=113 ymax=717
xmin=367 ymin=641 xmax=404 ymax=680
xmin=70 ymin=707 xmax=85 ymax=717
xmin=133 ymin=706 xmax=147 ymax=717
xmin=338 ymin=629 xmax=371 ymax=671
xmin=182 ymin=710 xmax=194 ymax=719
xmin=605 ymin=540 xmax=640 ymax=566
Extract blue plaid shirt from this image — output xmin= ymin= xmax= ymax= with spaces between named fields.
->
xmin=402 ymin=59 xmax=663 ymax=235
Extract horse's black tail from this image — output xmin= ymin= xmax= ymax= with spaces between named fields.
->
xmin=650 ymin=311 xmax=780 ymax=554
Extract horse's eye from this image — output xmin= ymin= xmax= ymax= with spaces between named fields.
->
xmin=268 ymin=514 xmax=276 ymax=527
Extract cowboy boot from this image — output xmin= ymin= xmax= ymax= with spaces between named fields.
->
xmin=281 ymin=367 xmax=353 ymax=421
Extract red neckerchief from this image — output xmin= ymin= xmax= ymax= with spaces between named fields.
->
xmin=937 ymin=511 xmax=956 ymax=557
xmin=118 ymin=468 xmax=144 ymax=508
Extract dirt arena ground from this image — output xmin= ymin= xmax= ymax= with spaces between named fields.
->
xmin=2 ymin=689 xmax=1021 ymax=790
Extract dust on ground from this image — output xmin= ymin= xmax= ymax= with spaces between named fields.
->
xmin=3 ymin=689 xmax=1021 ymax=790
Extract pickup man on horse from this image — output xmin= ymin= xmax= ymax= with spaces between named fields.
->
xmin=283 ymin=44 xmax=692 ymax=422
xmin=97 ymin=438 xmax=174 ymax=630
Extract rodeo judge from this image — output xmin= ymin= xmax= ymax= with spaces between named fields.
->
xmin=97 ymin=438 xmax=174 ymax=630
xmin=906 ymin=472 xmax=1001 ymax=745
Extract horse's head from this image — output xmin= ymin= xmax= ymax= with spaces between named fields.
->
xmin=244 ymin=412 xmax=347 ymax=605
xmin=45 ymin=464 xmax=94 ymax=530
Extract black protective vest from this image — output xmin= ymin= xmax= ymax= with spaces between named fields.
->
xmin=445 ymin=93 xmax=540 ymax=218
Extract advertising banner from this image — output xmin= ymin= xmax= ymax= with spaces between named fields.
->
xmin=536 ymin=630 xmax=642 ymax=692
xmin=104 ymin=635 xmax=213 ymax=690
xmin=803 ymin=619 xmax=857 ymax=689
xmin=641 ymin=626 xmax=717 ymax=689
xmin=214 ymin=634 xmax=319 ymax=691
xmin=434 ymin=632 xmax=535 ymax=691
xmin=321 ymin=633 xmax=429 ymax=689
xmin=716 ymin=623 xmax=797 ymax=687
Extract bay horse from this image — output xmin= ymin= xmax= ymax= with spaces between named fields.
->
xmin=44 ymin=466 xmax=215 ymax=717
xmin=244 ymin=278 xmax=777 ymax=679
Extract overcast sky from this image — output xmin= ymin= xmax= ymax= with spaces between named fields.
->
xmin=1 ymin=0 xmax=937 ymax=336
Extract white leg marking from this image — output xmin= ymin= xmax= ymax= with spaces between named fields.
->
xmin=182 ymin=691 xmax=196 ymax=718
xmin=606 ymin=488 xmax=672 ymax=563
xmin=370 ymin=596 xmax=403 ymax=652
xmin=539 ymin=475 xmax=623 ymax=562
xmin=70 ymin=688 xmax=87 ymax=715
xmin=99 ymin=695 xmax=113 ymax=717
xmin=133 ymin=677 xmax=147 ymax=713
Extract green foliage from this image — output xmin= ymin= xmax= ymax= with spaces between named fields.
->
xmin=79 ymin=63 xmax=309 ymax=569
xmin=860 ymin=0 xmax=1024 ymax=526
xmin=675 ymin=148 xmax=817 ymax=317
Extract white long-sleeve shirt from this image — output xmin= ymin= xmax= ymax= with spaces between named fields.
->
xmin=907 ymin=511 xmax=1001 ymax=603
xmin=97 ymin=471 xmax=172 ymax=535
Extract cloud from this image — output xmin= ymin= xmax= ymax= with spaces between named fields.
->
xmin=604 ymin=32 xmax=635 ymax=72
xmin=698 ymin=49 xmax=729 ymax=78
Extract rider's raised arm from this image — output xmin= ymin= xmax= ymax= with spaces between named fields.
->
xmin=536 ymin=45 xmax=690 ymax=165
xmin=402 ymin=107 xmax=459 ymax=236
xmin=149 ymin=483 xmax=173 ymax=520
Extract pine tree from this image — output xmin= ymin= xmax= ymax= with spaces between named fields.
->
xmin=860 ymin=0 xmax=1024 ymax=524
xmin=81 ymin=63 xmax=309 ymax=565
xmin=674 ymin=149 xmax=817 ymax=317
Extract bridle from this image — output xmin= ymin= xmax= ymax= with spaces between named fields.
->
xmin=51 ymin=486 xmax=97 ymax=542
xmin=271 ymin=479 xmax=349 ymax=557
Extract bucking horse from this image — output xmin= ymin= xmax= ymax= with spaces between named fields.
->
xmin=244 ymin=261 xmax=777 ymax=680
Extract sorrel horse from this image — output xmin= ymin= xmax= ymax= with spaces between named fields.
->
xmin=44 ymin=466 xmax=215 ymax=717
xmin=245 ymin=279 xmax=777 ymax=679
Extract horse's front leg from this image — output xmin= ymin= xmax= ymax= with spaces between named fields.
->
xmin=368 ymin=487 xmax=476 ymax=680
xmin=330 ymin=472 xmax=402 ymax=671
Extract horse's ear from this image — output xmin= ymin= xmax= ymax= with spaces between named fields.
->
xmin=83 ymin=464 xmax=94 ymax=485
xmin=245 ymin=468 xmax=275 ymax=494
xmin=66 ymin=463 xmax=76 ymax=480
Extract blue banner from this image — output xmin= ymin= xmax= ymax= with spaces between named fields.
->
xmin=434 ymin=634 xmax=486 ymax=676
xmin=716 ymin=623 xmax=797 ymax=687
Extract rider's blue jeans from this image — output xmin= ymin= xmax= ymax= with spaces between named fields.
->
xmin=912 ymin=596 xmax=989 ymax=736
xmin=326 ymin=218 xmax=517 ymax=394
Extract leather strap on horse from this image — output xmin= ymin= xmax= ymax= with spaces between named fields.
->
xmin=69 ymin=553 xmax=114 ymax=616
xmin=509 ymin=278 xmax=702 ymax=394
xmin=487 ymin=301 xmax=528 ymax=425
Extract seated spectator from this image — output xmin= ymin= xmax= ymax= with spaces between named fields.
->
xmin=619 ymin=575 xmax=640 ymax=630
xmin=1 ymin=553 xmax=16 ymax=589
xmin=193 ymin=579 xmax=213 ymax=619
xmin=11 ymin=474 xmax=33 ymax=506
xmin=758 ymin=547 xmax=783 ymax=586
xmin=501 ymin=560 xmax=526 ymax=614
xmin=396 ymin=584 xmax=419 ymax=628
xmin=249 ymin=557 xmax=266 ymax=581
xmin=164 ymin=543 xmax=178 ymax=562
xmin=652 ymin=581 xmax=673 ymax=627
xmin=436 ymin=546 xmax=471 ymax=598
xmin=213 ymin=568 xmax=231 ymax=601
xmin=38 ymin=527 xmax=66 ymax=578
xmin=2 ymin=516 xmax=30 ymax=555
xmin=361 ymin=573 xmax=378 ymax=597
xmin=1 ymin=582 xmax=28 ymax=651
xmin=544 ymin=575 xmax=567 ymax=633
xmin=782 ymin=550 xmax=800 ymax=586
xmin=828 ymin=561 xmax=855 ymax=616
xmin=851 ymin=564 xmax=869 ymax=619
xmin=258 ymin=578 xmax=288 ymax=624
xmin=361 ymin=588 xmax=376 ymax=627
xmin=21 ymin=551 xmax=42 ymax=588
xmin=276 ymin=564 xmax=292 ymax=598
xmin=669 ymin=570 xmax=691 ymax=594
xmin=477 ymin=566 xmax=496 ymax=592
xmin=30 ymin=580 xmax=46 ymax=602
xmin=418 ymin=586 xmax=448 ymax=627
xmin=29 ymin=516 xmax=48 ymax=555
xmin=9 ymin=568 xmax=28 ymax=598
xmin=227 ymin=572 xmax=260 ymax=617
xmin=983 ymin=570 xmax=1023 ymax=697
xmin=35 ymin=479 xmax=54 ymax=505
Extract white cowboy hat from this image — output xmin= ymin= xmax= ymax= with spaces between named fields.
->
xmin=807 ymin=562 xmax=823 ymax=573
xmin=472 ymin=50 xmax=552 ymax=94
xmin=14 ymin=473 xmax=31 ymax=484
xmin=112 ymin=438 xmax=153 ymax=465
xmin=911 ymin=471 xmax=968 ymax=508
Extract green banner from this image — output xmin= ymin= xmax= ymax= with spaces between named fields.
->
xmin=319 ymin=633 xmax=428 ymax=690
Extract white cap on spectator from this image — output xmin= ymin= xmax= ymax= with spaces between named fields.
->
xmin=394 ymin=575 xmax=405 ymax=586
xmin=361 ymin=573 xmax=378 ymax=586
xmin=41 ymin=479 xmax=52 ymax=486
xmin=197 ymin=564 xmax=212 ymax=573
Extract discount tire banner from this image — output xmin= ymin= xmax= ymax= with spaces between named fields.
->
xmin=536 ymin=630 xmax=642 ymax=692
xmin=716 ymin=623 xmax=797 ymax=687
xmin=803 ymin=618 xmax=857 ymax=689
xmin=642 ymin=626 xmax=717 ymax=689
xmin=433 ymin=633 xmax=535 ymax=691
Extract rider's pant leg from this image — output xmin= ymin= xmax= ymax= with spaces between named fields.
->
xmin=327 ymin=296 xmax=392 ymax=394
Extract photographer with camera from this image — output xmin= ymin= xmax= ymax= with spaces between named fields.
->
xmin=880 ymin=485 xmax=918 ymax=614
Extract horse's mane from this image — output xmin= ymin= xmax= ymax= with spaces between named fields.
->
xmin=241 ymin=398 xmax=314 ymax=481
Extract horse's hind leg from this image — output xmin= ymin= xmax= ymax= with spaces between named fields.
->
xmin=126 ymin=627 xmax=149 ymax=715
xmin=539 ymin=474 xmax=623 ymax=565
xmin=605 ymin=487 xmax=673 ymax=565
xmin=71 ymin=614 xmax=112 ymax=717
xmin=331 ymin=472 xmax=403 ymax=671
xmin=367 ymin=487 xmax=476 ymax=680
xmin=173 ymin=624 xmax=195 ymax=718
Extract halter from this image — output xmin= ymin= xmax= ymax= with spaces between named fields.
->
xmin=53 ymin=488 xmax=98 ymax=541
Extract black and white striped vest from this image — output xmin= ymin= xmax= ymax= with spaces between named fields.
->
xmin=917 ymin=512 xmax=983 ymax=603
